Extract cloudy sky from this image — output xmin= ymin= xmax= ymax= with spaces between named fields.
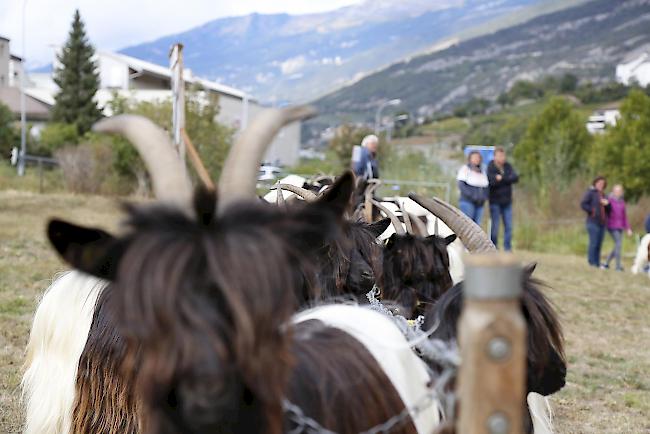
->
xmin=1 ymin=0 xmax=362 ymax=68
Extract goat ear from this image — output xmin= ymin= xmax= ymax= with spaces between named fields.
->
xmin=443 ymin=234 xmax=457 ymax=245
xmin=366 ymin=218 xmax=391 ymax=238
xmin=523 ymin=262 xmax=537 ymax=277
xmin=314 ymin=170 xmax=354 ymax=217
xmin=47 ymin=219 xmax=126 ymax=280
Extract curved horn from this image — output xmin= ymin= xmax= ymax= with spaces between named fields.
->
xmin=371 ymin=200 xmax=405 ymax=236
xmin=364 ymin=180 xmax=381 ymax=222
xmin=270 ymin=184 xmax=318 ymax=201
xmin=408 ymin=193 xmax=496 ymax=253
xmin=217 ymin=105 xmax=317 ymax=213
xmin=275 ymin=181 xmax=286 ymax=208
xmin=398 ymin=201 xmax=414 ymax=235
xmin=92 ymin=115 xmax=192 ymax=205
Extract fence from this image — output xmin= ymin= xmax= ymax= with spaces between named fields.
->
xmin=18 ymin=154 xmax=60 ymax=193
xmin=459 ymin=253 xmax=526 ymax=433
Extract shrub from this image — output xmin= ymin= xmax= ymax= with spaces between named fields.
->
xmin=55 ymin=143 xmax=112 ymax=193
xmin=39 ymin=123 xmax=80 ymax=153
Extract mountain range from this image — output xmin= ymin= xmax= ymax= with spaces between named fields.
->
xmin=120 ymin=0 xmax=573 ymax=103
xmin=312 ymin=0 xmax=650 ymax=126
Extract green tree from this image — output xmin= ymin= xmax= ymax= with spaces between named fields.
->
xmin=106 ymin=88 xmax=233 ymax=190
xmin=592 ymin=90 xmax=650 ymax=201
xmin=52 ymin=10 xmax=102 ymax=135
xmin=39 ymin=123 xmax=80 ymax=153
xmin=514 ymin=97 xmax=592 ymax=191
xmin=0 ymin=102 xmax=18 ymax=159
xmin=329 ymin=123 xmax=374 ymax=169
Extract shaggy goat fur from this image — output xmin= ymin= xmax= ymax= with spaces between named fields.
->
xmin=423 ymin=266 xmax=566 ymax=433
xmin=381 ymin=233 xmax=457 ymax=318
xmin=22 ymin=271 xmax=106 ymax=434
xmin=44 ymin=184 xmax=438 ymax=433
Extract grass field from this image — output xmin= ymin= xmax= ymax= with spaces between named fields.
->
xmin=1 ymin=190 xmax=649 ymax=433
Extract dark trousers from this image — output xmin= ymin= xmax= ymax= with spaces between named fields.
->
xmin=586 ymin=221 xmax=606 ymax=266
xmin=490 ymin=202 xmax=513 ymax=251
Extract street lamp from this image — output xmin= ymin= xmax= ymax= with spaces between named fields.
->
xmin=17 ymin=0 xmax=28 ymax=176
xmin=374 ymin=98 xmax=401 ymax=135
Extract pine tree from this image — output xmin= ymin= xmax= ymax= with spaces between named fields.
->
xmin=52 ymin=10 xmax=101 ymax=135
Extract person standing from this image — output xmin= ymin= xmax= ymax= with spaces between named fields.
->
xmin=580 ymin=176 xmax=611 ymax=267
xmin=487 ymin=147 xmax=519 ymax=251
xmin=352 ymin=134 xmax=380 ymax=180
xmin=457 ymin=151 xmax=489 ymax=224
xmin=603 ymin=184 xmax=632 ymax=271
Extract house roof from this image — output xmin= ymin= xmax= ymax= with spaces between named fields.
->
xmin=0 ymin=87 xmax=51 ymax=121
xmin=99 ymin=51 xmax=251 ymax=101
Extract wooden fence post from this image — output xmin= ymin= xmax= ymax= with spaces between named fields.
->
xmin=457 ymin=253 xmax=526 ymax=434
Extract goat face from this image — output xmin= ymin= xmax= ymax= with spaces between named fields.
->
xmin=381 ymin=233 xmax=456 ymax=318
xmin=46 ymin=183 xmax=350 ymax=434
xmin=423 ymin=264 xmax=566 ymax=397
xmin=319 ymin=218 xmax=390 ymax=299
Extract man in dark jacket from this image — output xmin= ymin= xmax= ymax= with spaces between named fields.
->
xmin=487 ymin=148 xmax=519 ymax=251
xmin=580 ymin=176 xmax=611 ymax=267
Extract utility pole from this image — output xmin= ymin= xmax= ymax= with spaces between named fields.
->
xmin=169 ymin=43 xmax=186 ymax=164
xmin=18 ymin=0 xmax=28 ymax=176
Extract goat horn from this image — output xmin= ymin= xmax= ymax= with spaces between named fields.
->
xmin=409 ymin=212 xmax=428 ymax=237
xmin=92 ymin=115 xmax=192 ymax=206
xmin=217 ymin=105 xmax=317 ymax=213
xmin=270 ymin=184 xmax=318 ymax=201
xmin=408 ymin=193 xmax=496 ymax=253
xmin=371 ymin=200 xmax=405 ymax=236
xmin=364 ymin=181 xmax=380 ymax=222
xmin=398 ymin=201 xmax=414 ymax=235
xmin=275 ymin=181 xmax=286 ymax=207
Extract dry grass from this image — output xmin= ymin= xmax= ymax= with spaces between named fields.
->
xmin=1 ymin=191 xmax=649 ymax=433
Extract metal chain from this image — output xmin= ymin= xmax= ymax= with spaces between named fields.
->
xmin=282 ymin=287 xmax=459 ymax=434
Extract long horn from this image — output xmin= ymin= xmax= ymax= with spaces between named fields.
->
xmin=409 ymin=212 xmax=428 ymax=237
xmin=364 ymin=181 xmax=381 ymax=222
xmin=270 ymin=184 xmax=317 ymax=201
xmin=398 ymin=201 xmax=414 ymax=235
xmin=92 ymin=115 xmax=192 ymax=206
xmin=217 ymin=105 xmax=317 ymax=213
xmin=408 ymin=193 xmax=496 ymax=253
xmin=371 ymin=199 xmax=405 ymax=236
xmin=275 ymin=181 xmax=286 ymax=208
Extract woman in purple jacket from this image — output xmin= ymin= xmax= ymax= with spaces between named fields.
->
xmin=604 ymin=184 xmax=633 ymax=271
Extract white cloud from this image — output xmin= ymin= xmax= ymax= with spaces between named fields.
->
xmin=0 ymin=0 xmax=362 ymax=68
xmin=280 ymin=56 xmax=306 ymax=75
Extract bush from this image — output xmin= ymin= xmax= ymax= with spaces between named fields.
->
xmin=39 ymin=123 xmax=80 ymax=153
xmin=55 ymin=143 xmax=113 ymax=193
xmin=0 ymin=102 xmax=18 ymax=160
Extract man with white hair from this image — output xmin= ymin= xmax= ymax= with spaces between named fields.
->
xmin=353 ymin=134 xmax=380 ymax=180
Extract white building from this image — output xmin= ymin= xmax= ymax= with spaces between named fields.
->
xmin=586 ymin=109 xmax=620 ymax=134
xmin=26 ymin=49 xmax=301 ymax=166
xmin=616 ymin=52 xmax=650 ymax=87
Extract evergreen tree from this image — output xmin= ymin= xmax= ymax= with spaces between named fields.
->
xmin=52 ymin=10 xmax=101 ymax=134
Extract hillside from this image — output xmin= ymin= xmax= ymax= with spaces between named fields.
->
xmin=119 ymin=0 xmax=556 ymax=103
xmin=312 ymin=0 xmax=650 ymax=125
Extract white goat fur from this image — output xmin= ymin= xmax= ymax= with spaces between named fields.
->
xmin=21 ymin=271 xmax=107 ymax=434
xmin=631 ymin=233 xmax=650 ymax=277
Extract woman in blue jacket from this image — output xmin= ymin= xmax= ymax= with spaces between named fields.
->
xmin=457 ymin=151 xmax=489 ymax=224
